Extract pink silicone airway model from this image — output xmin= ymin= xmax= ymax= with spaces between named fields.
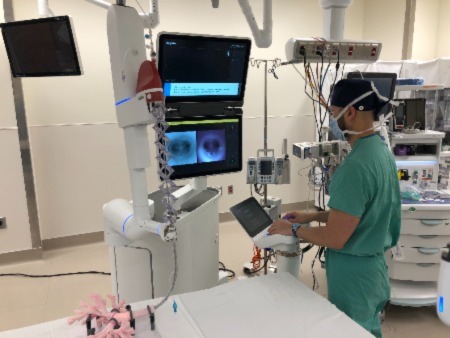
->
xmin=68 ymin=294 xmax=152 ymax=337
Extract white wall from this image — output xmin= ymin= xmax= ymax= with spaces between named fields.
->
xmin=345 ymin=0 xmax=365 ymax=40
xmin=362 ymin=0 xmax=406 ymax=61
xmin=411 ymin=0 xmax=440 ymax=61
xmin=436 ymin=0 xmax=450 ymax=58
xmin=2 ymin=0 xmax=367 ymax=243
xmin=0 ymin=0 xmax=33 ymax=254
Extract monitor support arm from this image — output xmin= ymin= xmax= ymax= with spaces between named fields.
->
xmin=172 ymin=177 xmax=208 ymax=211
xmin=237 ymin=0 xmax=272 ymax=48
xmin=210 ymin=0 xmax=272 ymax=48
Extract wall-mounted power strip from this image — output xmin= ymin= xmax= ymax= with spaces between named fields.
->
xmin=286 ymin=38 xmax=382 ymax=64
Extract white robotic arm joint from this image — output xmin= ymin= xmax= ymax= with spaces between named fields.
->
xmin=103 ymin=199 xmax=175 ymax=246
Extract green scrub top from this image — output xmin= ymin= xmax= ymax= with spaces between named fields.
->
xmin=326 ymin=134 xmax=401 ymax=338
xmin=327 ymin=133 xmax=401 ymax=256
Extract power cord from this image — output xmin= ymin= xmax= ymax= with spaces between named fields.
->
xmin=253 ymin=184 xmax=264 ymax=197
xmin=243 ymin=250 xmax=275 ymax=275
xmin=251 ymin=245 xmax=262 ymax=269
xmin=219 ymin=261 xmax=236 ymax=278
xmin=0 ymin=271 xmax=111 ymax=278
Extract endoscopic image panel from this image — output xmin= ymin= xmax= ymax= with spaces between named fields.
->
xmin=166 ymin=131 xmax=197 ymax=166
xmin=197 ymin=129 xmax=226 ymax=163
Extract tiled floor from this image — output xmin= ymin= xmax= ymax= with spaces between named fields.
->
xmin=0 ymin=221 xmax=449 ymax=337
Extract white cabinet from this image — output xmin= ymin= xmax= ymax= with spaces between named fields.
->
xmin=388 ymin=204 xmax=450 ymax=306
xmin=388 ymin=131 xmax=450 ymax=306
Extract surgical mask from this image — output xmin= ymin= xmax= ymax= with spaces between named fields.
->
xmin=331 ymin=82 xmax=398 ymax=136
xmin=329 ymin=113 xmax=346 ymax=141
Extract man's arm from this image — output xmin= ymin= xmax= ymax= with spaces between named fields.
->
xmin=269 ymin=208 xmax=359 ymax=250
xmin=296 ymin=209 xmax=359 ymax=249
xmin=285 ymin=210 xmax=329 ymax=223
xmin=307 ymin=211 xmax=329 ymax=223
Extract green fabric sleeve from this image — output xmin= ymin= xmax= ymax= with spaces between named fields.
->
xmin=328 ymin=161 xmax=369 ymax=218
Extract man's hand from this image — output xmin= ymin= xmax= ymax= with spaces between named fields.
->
xmin=283 ymin=211 xmax=313 ymax=224
xmin=268 ymin=219 xmax=293 ymax=236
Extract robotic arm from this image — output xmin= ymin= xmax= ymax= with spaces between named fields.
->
xmin=103 ymin=5 xmax=177 ymax=246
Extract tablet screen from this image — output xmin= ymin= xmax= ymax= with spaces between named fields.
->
xmin=230 ymin=197 xmax=273 ymax=238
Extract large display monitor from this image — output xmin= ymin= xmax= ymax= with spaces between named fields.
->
xmin=163 ymin=115 xmax=242 ymax=180
xmin=0 ymin=16 xmax=82 ymax=77
xmin=157 ymin=33 xmax=251 ymax=106
xmin=346 ymin=72 xmax=397 ymax=117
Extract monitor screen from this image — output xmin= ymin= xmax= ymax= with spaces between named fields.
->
xmin=0 ymin=16 xmax=81 ymax=77
xmin=157 ymin=33 xmax=251 ymax=105
xmin=163 ymin=115 xmax=242 ymax=180
xmin=346 ymin=72 xmax=397 ymax=118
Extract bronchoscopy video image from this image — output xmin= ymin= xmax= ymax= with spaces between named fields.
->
xmin=197 ymin=129 xmax=226 ymax=163
xmin=166 ymin=131 xmax=197 ymax=166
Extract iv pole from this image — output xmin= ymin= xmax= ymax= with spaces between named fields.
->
xmin=250 ymin=58 xmax=280 ymax=207
xmin=250 ymin=58 xmax=280 ymax=274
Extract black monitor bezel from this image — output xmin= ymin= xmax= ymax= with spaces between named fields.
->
xmin=230 ymin=197 xmax=274 ymax=238
xmin=346 ymin=72 xmax=397 ymax=117
xmin=163 ymin=114 xmax=243 ymax=180
xmin=0 ymin=15 xmax=81 ymax=77
xmin=157 ymin=32 xmax=251 ymax=106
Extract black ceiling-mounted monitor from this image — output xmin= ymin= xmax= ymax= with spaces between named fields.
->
xmin=162 ymin=115 xmax=242 ymax=180
xmin=157 ymin=33 xmax=251 ymax=110
xmin=0 ymin=16 xmax=82 ymax=77
xmin=346 ymin=72 xmax=397 ymax=118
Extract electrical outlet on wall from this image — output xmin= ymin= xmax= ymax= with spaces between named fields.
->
xmin=228 ymin=185 xmax=234 ymax=194
xmin=0 ymin=217 xmax=6 ymax=229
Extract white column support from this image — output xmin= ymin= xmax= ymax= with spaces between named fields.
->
xmin=320 ymin=0 xmax=352 ymax=40
xmin=38 ymin=0 xmax=53 ymax=17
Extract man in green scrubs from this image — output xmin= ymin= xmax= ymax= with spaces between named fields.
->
xmin=269 ymin=79 xmax=401 ymax=338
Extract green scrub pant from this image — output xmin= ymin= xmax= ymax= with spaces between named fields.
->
xmin=325 ymin=250 xmax=390 ymax=338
